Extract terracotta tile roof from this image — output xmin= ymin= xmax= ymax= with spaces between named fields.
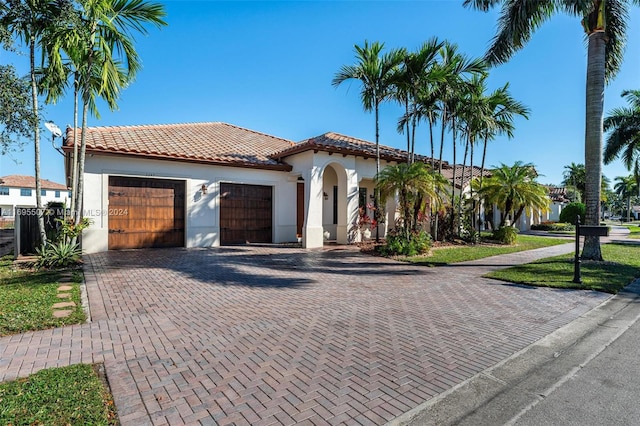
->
xmin=0 ymin=175 xmax=67 ymax=190
xmin=546 ymin=186 xmax=570 ymax=202
xmin=63 ymin=122 xmax=295 ymax=171
xmin=273 ymin=132 xmax=447 ymax=168
xmin=440 ymin=166 xmax=491 ymax=189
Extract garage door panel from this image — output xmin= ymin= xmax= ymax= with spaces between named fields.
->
xmin=220 ymin=183 xmax=272 ymax=245
xmin=108 ymin=176 xmax=185 ymax=250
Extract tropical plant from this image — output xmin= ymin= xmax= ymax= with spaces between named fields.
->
xmin=0 ymin=0 xmax=73 ymax=244
xmin=42 ymin=0 xmax=166 ymax=226
xmin=562 ymin=162 xmax=586 ymax=202
xmin=614 ymin=175 xmax=639 ymax=222
xmin=333 ymin=41 xmax=405 ymax=240
xmin=35 ymin=240 xmax=82 ymax=269
xmin=464 ymin=0 xmax=636 ymax=260
xmin=379 ymin=229 xmax=431 ymax=256
xmin=604 ymin=89 xmax=640 ymax=182
xmin=477 ymin=161 xmax=550 ymax=228
xmin=376 ymin=161 xmax=447 ymax=240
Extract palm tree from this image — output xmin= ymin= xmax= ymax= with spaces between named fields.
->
xmin=614 ymin=175 xmax=638 ymax=222
xmin=478 ymin=161 xmax=549 ymax=227
xmin=604 ymin=89 xmax=640 ymax=183
xmin=333 ymin=41 xmax=404 ymax=240
xmin=562 ymin=162 xmax=586 ymax=202
xmin=464 ymin=0 xmax=635 ymax=260
xmin=0 ymin=0 xmax=70 ymax=244
xmin=376 ymin=161 xmax=447 ymax=239
xmin=69 ymin=0 xmax=167 ymax=224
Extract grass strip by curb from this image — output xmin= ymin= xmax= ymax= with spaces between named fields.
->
xmin=485 ymin=242 xmax=640 ymax=293
xmin=0 ymin=364 xmax=117 ymax=425
xmin=405 ymin=235 xmax=569 ymax=267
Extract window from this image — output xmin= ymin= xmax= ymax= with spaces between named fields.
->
xmin=68 ymin=191 xmax=72 ymax=198
xmin=0 ymin=187 xmax=8 ymax=196
xmin=41 ymin=189 xmax=47 ymax=196
xmin=358 ymin=188 xmax=367 ymax=210
xmin=55 ymin=190 xmax=60 ymax=198
xmin=20 ymin=188 xmax=32 ymax=197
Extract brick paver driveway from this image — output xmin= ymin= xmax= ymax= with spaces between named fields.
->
xmin=1 ymin=244 xmax=610 ymax=425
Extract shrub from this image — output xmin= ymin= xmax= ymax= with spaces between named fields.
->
xmin=35 ymin=241 xmax=82 ymax=269
xmin=492 ymin=226 xmax=519 ymax=245
xmin=559 ymin=202 xmax=586 ymax=225
xmin=531 ymin=222 xmax=575 ymax=232
xmin=379 ymin=229 xmax=431 ymax=256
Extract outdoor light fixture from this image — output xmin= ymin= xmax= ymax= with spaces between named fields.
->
xmin=323 ymin=192 xmax=328 ymax=200
xmin=201 ymin=184 xmax=208 ymax=195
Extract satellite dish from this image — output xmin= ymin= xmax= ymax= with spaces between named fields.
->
xmin=45 ymin=121 xmax=62 ymax=138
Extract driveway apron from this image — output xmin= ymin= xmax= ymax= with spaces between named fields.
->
xmin=0 ymin=244 xmax=610 ymax=425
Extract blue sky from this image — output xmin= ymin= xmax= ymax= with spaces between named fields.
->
xmin=1 ymin=1 xmax=639 ymax=187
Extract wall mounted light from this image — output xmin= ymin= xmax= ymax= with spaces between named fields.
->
xmin=323 ymin=192 xmax=328 ymax=200
xmin=201 ymin=184 xmax=208 ymax=195
xmin=369 ymin=194 xmax=375 ymax=199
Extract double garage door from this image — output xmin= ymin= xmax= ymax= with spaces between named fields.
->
xmin=108 ymin=177 xmax=272 ymax=249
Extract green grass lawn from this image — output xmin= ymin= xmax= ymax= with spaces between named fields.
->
xmin=406 ymin=235 xmax=569 ymax=267
xmin=622 ymin=224 xmax=640 ymax=239
xmin=0 ymin=255 xmax=85 ymax=336
xmin=486 ymin=243 xmax=640 ymax=293
xmin=0 ymin=364 xmax=118 ymax=425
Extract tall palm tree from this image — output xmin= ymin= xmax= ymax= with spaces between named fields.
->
xmin=614 ymin=175 xmax=638 ymax=222
xmin=333 ymin=41 xmax=404 ymax=240
xmin=478 ymin=161 xmax=550 ymax=227
xmin=376 ymin=161 xmax=447 ymax=239
xmin=464 ymin=0 xmax=636 ymax=260
xmin=0 ymin=0 xmax=70 ymax=243
xmin=604 ymin=89 xmax=640 ymax=182
xmin=70 ymin=0 xmax=166 ymax=224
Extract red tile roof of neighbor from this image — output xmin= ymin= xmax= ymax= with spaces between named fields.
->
xmin=63 ymin=122 xmax=296 ymax=171
xmin=0 ymin=175 xmax=67 ymax=190
xmin=440 ymin=166 xmax=492 ymax=189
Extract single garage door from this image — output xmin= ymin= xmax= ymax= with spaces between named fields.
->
xmin=220 ymin=183 xmax=272 ymax=245
xmin=108 ymin=176 xmax=185 ymax=249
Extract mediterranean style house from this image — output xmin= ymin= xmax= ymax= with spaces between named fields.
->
xmin=0 ymin=175 xmax=70 ymax=227
xmin=63 ymin=122 xmax=452 ymax=253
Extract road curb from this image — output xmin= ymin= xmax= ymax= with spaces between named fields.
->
xmin=388 ymin=279 xmax=640 ymax=426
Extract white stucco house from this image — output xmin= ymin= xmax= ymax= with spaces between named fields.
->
xmin=0 ymin=175 xmax=70 ymax=227
xmin=64 ymin=122 xmax=448 ymax=253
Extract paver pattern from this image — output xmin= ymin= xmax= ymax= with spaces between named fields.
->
xmin=0 ymin=243 xmax=610 ymax=425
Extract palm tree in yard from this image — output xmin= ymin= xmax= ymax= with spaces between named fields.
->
xmin=376 ymin=161 xmax=448 ymax=240
xmin=604 ymin=89 xmax=640 ymax=183
xmin=65 ymin=0 xmax=166 ymax=224
xmin=478 ymin=161 xmax=549 ymax=228
xmin=562 ymin=162 xmax=587 ymax=202
xmin=614 ymin=175 xmax=638 ymax=222
xmin=333 ymin=41 xmax=404 ymax=240
xmin=0 ymin=0 xmax=73 ymax=244
xmin=464 ymin=0 xmax=637 ymax=260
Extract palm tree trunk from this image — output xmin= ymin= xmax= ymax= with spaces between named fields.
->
xmin=70 ymin=72 xmax=79 ymax=218
xmin=450 ymin=117 xmax=457 ymax=236
xmin=76 ymin=98 xmax=89 ymax=227
xmin=405 ymin=97 xmax=411 ymax=163
xmin=30 ymin=38 xmax=46 ymax=245
xmin=375 ymin=101 xmax=380 ymax=242
xmin=410 ymin=115 xmax=417 ymax=164
xmin=582 ymin=31 xmax=605 ymax=261
xmin=458 ymin=135 xmax=469 ymax=236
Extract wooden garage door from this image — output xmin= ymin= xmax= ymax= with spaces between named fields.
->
xmin=220 ymin=183 xmax=272 ymax=245
xmin=108 ymin=176 xmax=185 ymax=250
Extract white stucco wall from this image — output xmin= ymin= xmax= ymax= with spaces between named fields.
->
xmin=81 ymin=155 xmax=298 ymax=253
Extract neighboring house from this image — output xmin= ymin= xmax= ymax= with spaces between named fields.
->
xmin=63 ymin=122 xmax=448 ymax=253
xmin=0 ymin=175 xmax=70 ymax=226
xmin=632 ymin=206 xmax=640 ymax=220
xmin=543 ymin=186 xmax=570 ymax=222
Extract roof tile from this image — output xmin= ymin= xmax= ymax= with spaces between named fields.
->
xmin=0 ymin=175 xmax=67 ymax=190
